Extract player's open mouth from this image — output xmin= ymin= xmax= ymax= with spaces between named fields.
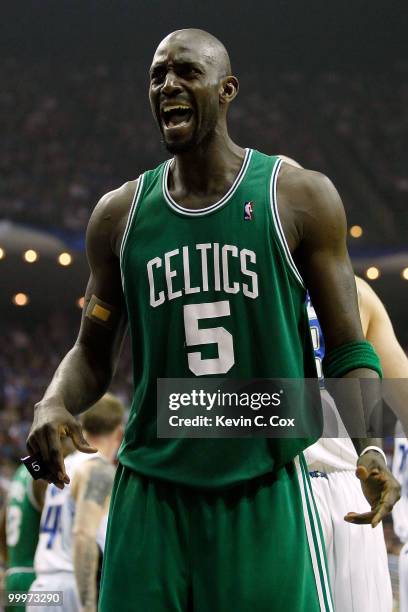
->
xmin=161 ymin=104 xmax=194 ymax=130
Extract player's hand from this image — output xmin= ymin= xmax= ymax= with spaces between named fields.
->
xmin=344 ymin=449 xmax=401 ymax=528
xmin=27 ymin=402 xmax=97 ymax=489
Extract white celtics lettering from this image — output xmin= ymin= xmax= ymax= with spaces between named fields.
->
xmin=240 ymin=248 xmax=258 ymax=299
xmin=164 ymin=249 xmax=182 ymax=301
xmin=147 ymin=257 xmax=164 ymax=307
xmin=182 ymin=246 xmax=200 ymax=295
xmin=222 ymin=245 xmax=239 ymax=294
xmin=147 ymin=243 xmax=258 ymax=307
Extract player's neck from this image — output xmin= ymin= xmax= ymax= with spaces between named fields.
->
xmin=85 ymin=435 xmax=116 ymax=463
xmin=171 ymin=133 xmax=245 ymax=197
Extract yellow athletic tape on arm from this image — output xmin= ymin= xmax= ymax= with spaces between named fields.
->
xmin=91 ymin=303 xmax=111 ymax=322
xmin=86 ymin=295 xmax=117 ymax=329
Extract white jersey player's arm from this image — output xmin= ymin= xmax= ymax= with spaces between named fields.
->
xmin=71 ymin=457 xmax=115 ymax=612
xmin=356 ymin=276 xmax=408 ymax=436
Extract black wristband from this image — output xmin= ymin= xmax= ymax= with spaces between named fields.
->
xmin=21 ymin=454 xmax=51 ymax=480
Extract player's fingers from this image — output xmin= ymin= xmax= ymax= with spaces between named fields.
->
xmin=26 ymin=436 xmax=40 ymax=456
xmin=46 ymin=428 xmax=69 ymax=486
xmin=355 ymin=465 xmax=369 ymax=481
xmin=370 ymin=490 xmax=396 ymax=527
xmin=371 ymin=483 xmax=401 ymax=525
xmin=355 ymin=465 xmax=382 ymax=482
xmin=371 ymin=501 xmax=393 ymax=528
xmin=344 ymin=511 xmax=375 ymax=524
xmin=34 ymin=426 xmax=52 ymax=465
xmin=32 ymin=429 xmax=64 ymax=487
xmin=69 ymin=424 xmax=97 ymax=454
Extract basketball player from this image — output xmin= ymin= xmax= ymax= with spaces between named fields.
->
xmin=0 ymin=468 xmax=46 ymax=612
xmin=26 ymin=29 xmax=400 ymax=611
xmin=27 ymin=394 xmax=123 ymax=612
xmin=280 ymin=151 xmax=403 ymax=611
xmin=305 ymin=275 xmax=408 ymax=612
xmin=392 ymin=425 xmax=408 ymax=610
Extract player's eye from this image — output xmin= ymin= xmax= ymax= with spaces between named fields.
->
xmin=151 ymin=69 xmax=165 ymax=83
xmin=177 ymin=66 xmax=199 ymax=79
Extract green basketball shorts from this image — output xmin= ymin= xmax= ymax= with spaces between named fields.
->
xmin=5 ymin=570 xmax=36 ymax=612
xmin=99 ymin=454 xmax=333 ymax=611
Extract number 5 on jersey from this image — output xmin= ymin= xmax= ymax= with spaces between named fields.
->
xmin=183 ymin=301 xmax=235 ymax=376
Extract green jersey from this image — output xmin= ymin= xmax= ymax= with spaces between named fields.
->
xmin=119 ymin=149 xmax=318 ymax=486
xmin=6 ymin=464 xmax=41 ymax=569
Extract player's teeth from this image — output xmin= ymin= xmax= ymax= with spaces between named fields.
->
xmin=164 ymin=106 xmax=190 ymax=112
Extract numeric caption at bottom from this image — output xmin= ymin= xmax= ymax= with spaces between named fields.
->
xmin=1 ymin=591 xmax=63 ymax=606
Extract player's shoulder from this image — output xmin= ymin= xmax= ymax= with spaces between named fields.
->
xmin=278 ymin=162 xmax=346 ymax=238
xmin=78 ymin=456 xmax=115 ymax=479
xmin=279 ymin=162 xmax=339 ymax=206
xmin=92 ymin=180 xmax=139 ymax=222
xmin=71 ymin=456 xmax=114 ymax=497
xmin=86 ymin=179 xmax=139 ymax=255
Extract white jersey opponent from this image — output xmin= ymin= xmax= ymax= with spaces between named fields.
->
xmin=392 ymin=422 xmax=408 ymax=612
xmin=392 ymin=421 xmax=408 ymax=544
xmin=303 ymin=293 xmax=392 ymax=612
xmin=34 ymin=450 xmax=105 ymax=574
xmin=28 ymin=451 xmax=109 ymax=612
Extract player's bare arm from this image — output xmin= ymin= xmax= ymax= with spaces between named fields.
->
xmin=357 ymin=275 xmax=408 ymax=435
xmin=72 ymin=457 xmax=115 ymax=612
xmin=279 ymin=158 xmax=366 ymax=350
xmin=278 ymin=164 xmax=364 ymax=348
xmin=27 ymin=180 xmax=137 ymax=489
xmin=278 ymin=163 xmax=400 ymax=525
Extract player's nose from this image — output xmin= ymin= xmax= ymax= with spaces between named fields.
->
xmin=161 ymin=71 xmax=182 ymax=95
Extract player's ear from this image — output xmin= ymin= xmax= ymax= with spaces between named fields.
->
xmin=219 ymin=76 xmax=239 ymax=104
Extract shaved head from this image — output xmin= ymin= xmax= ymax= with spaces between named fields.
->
xmin=156 ymin=29 xmax=231 ymax=77
xmin=149 ymin=29 xmax=238 ymax=153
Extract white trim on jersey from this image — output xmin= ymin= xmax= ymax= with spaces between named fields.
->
xmin=162 ymin=148 xmax=253 ymax=216
xmin=269 ymin=157 xmax=305 ymax=288
xmin=5 ymin=566 xmax=35 ymax=575
xmin=295 ymin=455 xmax=334 ymax=612
xmin=119 ymin=173 xmax=145 ymax=288
xmin=300 ymin=456 xmax=334 ymax=611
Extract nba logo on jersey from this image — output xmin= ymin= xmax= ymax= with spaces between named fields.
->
xmin=244 ymin=201 xmax=253 ymax=220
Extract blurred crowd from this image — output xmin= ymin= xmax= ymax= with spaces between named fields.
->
xmin=1 ymin=57 xmax=407 ymax=243
xmin=309 ymin=67 xmax=408 ymax=219
xmin=0 ymin=313 xmax=132 ymax=505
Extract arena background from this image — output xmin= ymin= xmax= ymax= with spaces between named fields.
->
xmin=0 ymin=0 xmax=407 ymax=609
